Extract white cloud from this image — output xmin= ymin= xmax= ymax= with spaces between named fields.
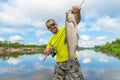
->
xmin=96 ymin=36 xmax=107 ymax=40
xmin=83 ymin=0 xmax=120 ymax=17
xmin=99 ymin=57 xmax=109 ymax=63
xmin=82 ymin=58 xmax=91 ymax=64
xmin=0 ymin=28 xmax=17 ymax=34
xmin=79 ymin=39 xmax=107 ymax=47
xmin=7 ymin=58 xmax=22 ymax=65
xmin=0 ymin=0 xmax=82 ymax=26
xmin=39 ymin=38 xmax=47 ymax=45
xmin=0 ymin=2 xmax=31 ymax=26
xmin=35 ymin=30 xmax=47 ymax=37
xmin=80 ymin=35 xmax=90 ymax=41
xmin=0 ymin=0 xmax=120 ymax=28
xmin=89 ymin=16 xmax=120 ymax=33
xmin=79 ymin=40 xmax=94 ymax=47
xmin=84 ymin=9 xmax=99 ymax=20
xmin=9 ymin=35 xmax=24 ymax=42
xmin=89 ymin=25 xmax=101 ymax=31
xmin=0 ymin=27 xmax=34 ymax=34
xmin=78 ymin=22 xmax=87 ymax=32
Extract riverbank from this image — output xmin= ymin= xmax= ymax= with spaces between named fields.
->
xmin=0 ymin=47 xmax=44 ymax=54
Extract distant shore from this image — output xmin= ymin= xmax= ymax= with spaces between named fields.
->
xmin=0 ymin=47 xmax=44 ymax=54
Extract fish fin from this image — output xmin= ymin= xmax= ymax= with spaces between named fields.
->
xmin=76 ymin=45 xmax=79 ymax=50
xmin=76 ymin=33 xmax=79 ymax=51
xmin=74 ymin=45 xmax=79 ymax=54
xmin=75 ymin=33 xmax=79 ymax=51
xmin=76 ymin=45 xmax=79 ymax=51
xmin=75 ymin=45 xmax=79 ymax=52
xmin=77 ymin=33 xmax=79 ymax=40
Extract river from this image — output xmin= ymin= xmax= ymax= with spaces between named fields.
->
xmin=0 ymin=50 xmax=120 ymax=80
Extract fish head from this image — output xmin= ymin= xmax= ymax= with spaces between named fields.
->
xmin=66 ymin=12 xmax=73 ymax=22
xmin=66 ymin=12 xmax=71 ymax=21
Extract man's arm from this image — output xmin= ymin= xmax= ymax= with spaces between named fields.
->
xmin=43 ymin=46 xmax=54 ymax=61
xmin=44 ymin=46 xmax=54 ymax=56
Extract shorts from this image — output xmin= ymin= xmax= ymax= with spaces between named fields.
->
xmin=52 ymin=59 xmax=84 ymax=80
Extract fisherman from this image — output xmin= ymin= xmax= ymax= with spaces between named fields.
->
xmin=44 ymin=5 xmax=84 ymax=80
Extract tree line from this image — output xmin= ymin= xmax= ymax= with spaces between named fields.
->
xmin=94 ymin=38 xmax=120 ymax=58
xmin=0 ymin=41 xmax=46 ymax=48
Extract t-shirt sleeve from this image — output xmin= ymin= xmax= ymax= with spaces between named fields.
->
xmin=46 ymin=38 xmax=52 ymax=48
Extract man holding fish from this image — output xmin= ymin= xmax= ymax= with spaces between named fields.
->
xmin=44 ymin=5 xmax=84 ymax=80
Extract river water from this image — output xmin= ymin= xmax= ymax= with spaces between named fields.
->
xmin=0 ymin=50 xmax=120 ymax=80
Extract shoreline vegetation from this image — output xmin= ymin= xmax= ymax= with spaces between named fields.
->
xmin=0 ymin=47 xmax=44 ymax=54
xmin=0 ymin=41 xmax=46 ymax=60
xmin=0 ymin=38 xmax=120 ymax=59
xmin=94 ymin=38 xmax=120 ymax=59
xmin=0 ymin=41 xmax=46 ymax=54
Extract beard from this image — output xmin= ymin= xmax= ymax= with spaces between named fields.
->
xmin=51 ymin=28 xmax=58 ymax=33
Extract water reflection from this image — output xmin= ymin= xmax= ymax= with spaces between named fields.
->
xmin=0 ymin=50 xmax=120 ymax=80
xmin=0 ymin=54 xmax=55 ymax=80
xmin=78 ymin=50 xmax=120 ymax=80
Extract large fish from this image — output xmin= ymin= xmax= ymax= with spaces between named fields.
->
xmin=65 ymin=12 xmax=79 ymax=69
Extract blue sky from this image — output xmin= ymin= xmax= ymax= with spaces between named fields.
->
xmin=0 ymin=0 xmax=120 ymax=47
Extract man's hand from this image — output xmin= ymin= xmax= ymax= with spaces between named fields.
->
xmin=43 ymin=46 xmax=54 ymax=61
xmin=67 ymin=5 xmax=81 ymax=25
xmin=68 ymin=6 xmax=81 ymax=14
xmin=44 ymin=46 xmax=54 ymax=56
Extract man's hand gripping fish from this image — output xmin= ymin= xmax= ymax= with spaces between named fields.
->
xmin=65 ymin=12 xmax=79 ymax=70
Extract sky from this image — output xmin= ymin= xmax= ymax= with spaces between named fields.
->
xmin=0 ymin=0 xmax=120 ymax=47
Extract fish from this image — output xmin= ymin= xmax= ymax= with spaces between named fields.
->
xmin=65 ymin=12 xmax=79 ymax=69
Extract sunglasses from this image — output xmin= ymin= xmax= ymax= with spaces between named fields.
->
xmin=47 ymin=23 xmax=56 ymax=29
